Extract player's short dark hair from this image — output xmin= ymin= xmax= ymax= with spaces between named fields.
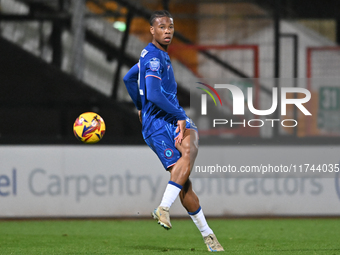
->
xmin=149 ymin=10 xmax=173 ymax=26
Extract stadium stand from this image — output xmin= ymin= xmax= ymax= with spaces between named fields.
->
xmin=0 ymin=36 xmax=143 ymax=144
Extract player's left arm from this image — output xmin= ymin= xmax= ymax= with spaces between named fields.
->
xmin=145 ymin=56 xmax=187 ymax=144
xmin=146 ymin=76 xmax=186 ymax=120
xmin=146 ymin=76 xmax=187 ymax=144
xmin=174 ymin=119 xmax=186 ymax=146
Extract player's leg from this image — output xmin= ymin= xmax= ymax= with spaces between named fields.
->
xmin=169 ymin=129 xmax=198 ymax=185
xmin=179 ymin=178 xmax=199 ymax=212
xmin=158 ymin=129 xmax=198 ymax=212
xmin=151 ymin=125 xmax=224 ymax=250
xmin=158 ymin=129 xmax=198 ymax=218
xmin=179 ymin=179 xmax=224 ymax=252
xmin=173 ymin=131 xmax=224 ymax=252
xmin=153 ymin=129 xmax=197 ymax=229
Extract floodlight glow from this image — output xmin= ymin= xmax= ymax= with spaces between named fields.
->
xmin=113 ymin=21 xmax=126 ymax=32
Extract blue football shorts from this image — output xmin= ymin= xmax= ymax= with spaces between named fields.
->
xmin=144 ymin=118 xmax=198 ymax=170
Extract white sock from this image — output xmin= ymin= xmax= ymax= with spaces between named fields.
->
xmin=189 ymin=207 xmax=214 ymax=237
xmin=159 ymin=181 xmax=182 ymax=208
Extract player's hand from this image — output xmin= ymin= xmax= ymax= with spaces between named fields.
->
xmin=175 ymin=120 xmax=186 ymax=146
xmin=138 ymin=110 xmax=142 ymax=124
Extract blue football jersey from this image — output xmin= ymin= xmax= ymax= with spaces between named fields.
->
xmin=138 ymin=43 xmax=187 ymax=139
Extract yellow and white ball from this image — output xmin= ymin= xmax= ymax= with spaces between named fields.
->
xmin=73 ymin=112 xmax=105 ymax=144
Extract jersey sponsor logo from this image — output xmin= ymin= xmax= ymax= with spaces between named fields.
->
xmin=139 ymin=89 xmax=144 ymax=95
xmin=164 ymin=148 xmax=174 ymax=159
xmin=141 ymin=49 xmax=148 ymax=57
xmin=149 ymin=58 xmax=161 ymax=71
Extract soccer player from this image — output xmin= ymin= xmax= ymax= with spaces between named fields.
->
xmin=123 ymin=10 xmax=224 ymax=252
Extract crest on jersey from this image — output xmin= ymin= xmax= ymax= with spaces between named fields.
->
xmin=149 ymin=58 xmax=161 ymax=71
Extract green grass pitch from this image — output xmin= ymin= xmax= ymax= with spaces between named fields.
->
xmin=0 ymin=218 xmax=340 ymax=254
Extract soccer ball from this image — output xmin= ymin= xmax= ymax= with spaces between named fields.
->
xmin=73 ymin=112 xmax=106 ymax=144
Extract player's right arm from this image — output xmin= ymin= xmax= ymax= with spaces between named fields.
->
xmin=123 ymin=63 xmax=142 ymax=110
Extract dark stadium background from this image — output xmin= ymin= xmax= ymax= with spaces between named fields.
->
xmin=1 ymin=0 xmax=340 ymax=145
